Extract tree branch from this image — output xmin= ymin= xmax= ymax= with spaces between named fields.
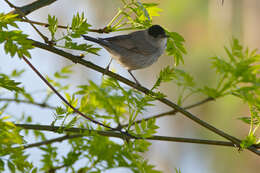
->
xmin=29 ymin=39 xmax=260 ymax=156
xmin=15 ymin=123 xmax=260 ymax=149
xmin=21 ymin=18 xmax=112 ymax=33
xmin=0 ymin=98 xmax=56 ymax=109
xmin=21 ymin=134 xmax=83 ymax=149
xmin=11 ymin=0 xmax=58 ymax=16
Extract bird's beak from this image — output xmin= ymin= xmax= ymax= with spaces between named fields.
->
xmin=163 ymin=33 xmax=169 ymax=38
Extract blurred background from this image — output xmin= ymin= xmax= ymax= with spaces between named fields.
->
xmin=1 ymin=0 xmax=260 ymax=172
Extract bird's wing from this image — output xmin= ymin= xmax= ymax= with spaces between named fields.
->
xmin=103 ymin=33 xmax=157 ymax=56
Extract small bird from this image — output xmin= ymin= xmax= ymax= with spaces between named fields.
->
xmin=82 ymin=25 xmax=168 ymax=85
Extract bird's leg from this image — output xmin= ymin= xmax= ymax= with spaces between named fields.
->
xmin=128 ymin=70 xmax=141 ymax=86
xmin=103 ymin=58 xmax=113 ymax=76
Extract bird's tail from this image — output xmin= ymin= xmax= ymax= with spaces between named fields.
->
xmin=81 ymin=35 xmax=106 ymax=46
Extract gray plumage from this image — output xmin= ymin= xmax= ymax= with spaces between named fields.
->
xmin=82 ymin=25 xmax=168 ymax=84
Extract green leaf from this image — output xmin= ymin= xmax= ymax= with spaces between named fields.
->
xmin=0 ymin=74 xmax=23 ymax=92
xmin=152 ymin=66 xmax=175 ymax=89
xmin=11 ymin=69 xmax=25 ymax=77
xmin=0 ymin=159 xmax=4 ymax=171
xmin=240 ymin=133 xmax=258 ymax=149
xmin=0 ymin=30 xmax=33 ymax=58
xmin=175 ymin=168 xmax=182 ymax=173
xmin=166 ymin=31 xmax=186 ymax=65
xmin=31 ymin=168 xmax=38 ymax=173
xmin=47 ymin=15 xmax=58 ymax=39
xmin=238 ymin=117 xmax=260 ymax=125
xmin=54 ymin=65 xmax=73 ymax=79
xmin=200 ymin=86 xmax=221 ymax=98
xmin=55 ymin=106 xmax=66 ymax=115
xmin=0 ymin=13 xmax=19 ymax=30
xmin=64 ymin=41 xmax=100 ymax=55
xmin=71 ymin=12 xmax=91 ymax=38
xmin=7 ymin=160 xmax=16 ymax=173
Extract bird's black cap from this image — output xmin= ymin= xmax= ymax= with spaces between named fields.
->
xmin=148 ymin=25 xmax=167 ymax=38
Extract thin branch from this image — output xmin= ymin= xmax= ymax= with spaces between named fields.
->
xmin=0 ymin=98 xmax=56 ymax=109
xmin=48 ymin=164 xmax=66 ymax=173
xmin=21 ymin=18 xmax=112 ymax=33
xmin=15 ymin=123 xmax=260 ymax=149
xmin=12 ymin=0 xmax=57 ymax=16
xmin=123 ymin=97 xmax=214 ymax=127
xmin=29 ymin=39 xmax=260 ymax=156
xmin=21 ymin=134 xmax=83 ymax=149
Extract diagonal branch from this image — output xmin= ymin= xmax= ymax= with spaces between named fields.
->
xmin=15 ymin=123 xmax=260 ymax=149
xmin=11 ymin=0 xmax=58 ymax=16
xmin=29 ymin=39 xmax=260 ymax=156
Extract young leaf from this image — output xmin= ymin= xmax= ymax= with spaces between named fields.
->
xmin=166 ymin=31 xmax=186 ymax=65
xmin=0 ymin=74 xmax=23 ymax=92
xmin=47 ymin=15 xmax=58 ymax=39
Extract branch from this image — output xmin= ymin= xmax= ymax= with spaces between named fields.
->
xmin=21 ymin=18 xmax=112 ymax=33
xmin=29 ymin=39 xmax=260 ymax=156
xmin=0 ymin=98 xmax=56 ymax=109
xmin=11 ymin=0 xmax=58 ymax=16
xmin=21 ymin=134 xmax=83 ymax=149
xmin=15 ymin=123 xmax=260 ymax=149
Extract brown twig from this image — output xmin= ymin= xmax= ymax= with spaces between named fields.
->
xmin=21 ymin=18 xmax=112 ymax=33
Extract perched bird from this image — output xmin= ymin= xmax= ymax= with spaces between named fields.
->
xmin=82 ymin=25 xmax=168 ymax=85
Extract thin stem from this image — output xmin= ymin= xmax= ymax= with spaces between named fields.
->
xmin=107 ymin=10 xmax=123 ymax=27
xmin=15 ymin=123 xmax=260 ymax=148
xmin=20 ymin=18 xmax=113 ymax=33
xmin=20 ymin=134 xmax=83 ymax=149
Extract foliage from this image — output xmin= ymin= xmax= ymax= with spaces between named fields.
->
xmin=240 ymin=105 xmax=260 ymax=149
xmin=0 ymin=0 xmax=260 ymax=173
xmin=0 ymin=13 xmax=33 ymax=58
xmin=0 ymin=116 xmax=33 ymax=172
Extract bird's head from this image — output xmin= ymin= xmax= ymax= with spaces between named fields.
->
xmin=147 ymin=25 xmax=168 ymax=39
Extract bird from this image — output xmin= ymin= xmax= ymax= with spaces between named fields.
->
xmin=82 ymin=25 xmax=168 ymax=85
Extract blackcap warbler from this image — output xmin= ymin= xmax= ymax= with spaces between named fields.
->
xmin=82 ymin=25 xmax=168 ymax=85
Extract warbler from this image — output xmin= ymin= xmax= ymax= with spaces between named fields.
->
xmin=82 ymin=25 xmax=168 ymax=85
